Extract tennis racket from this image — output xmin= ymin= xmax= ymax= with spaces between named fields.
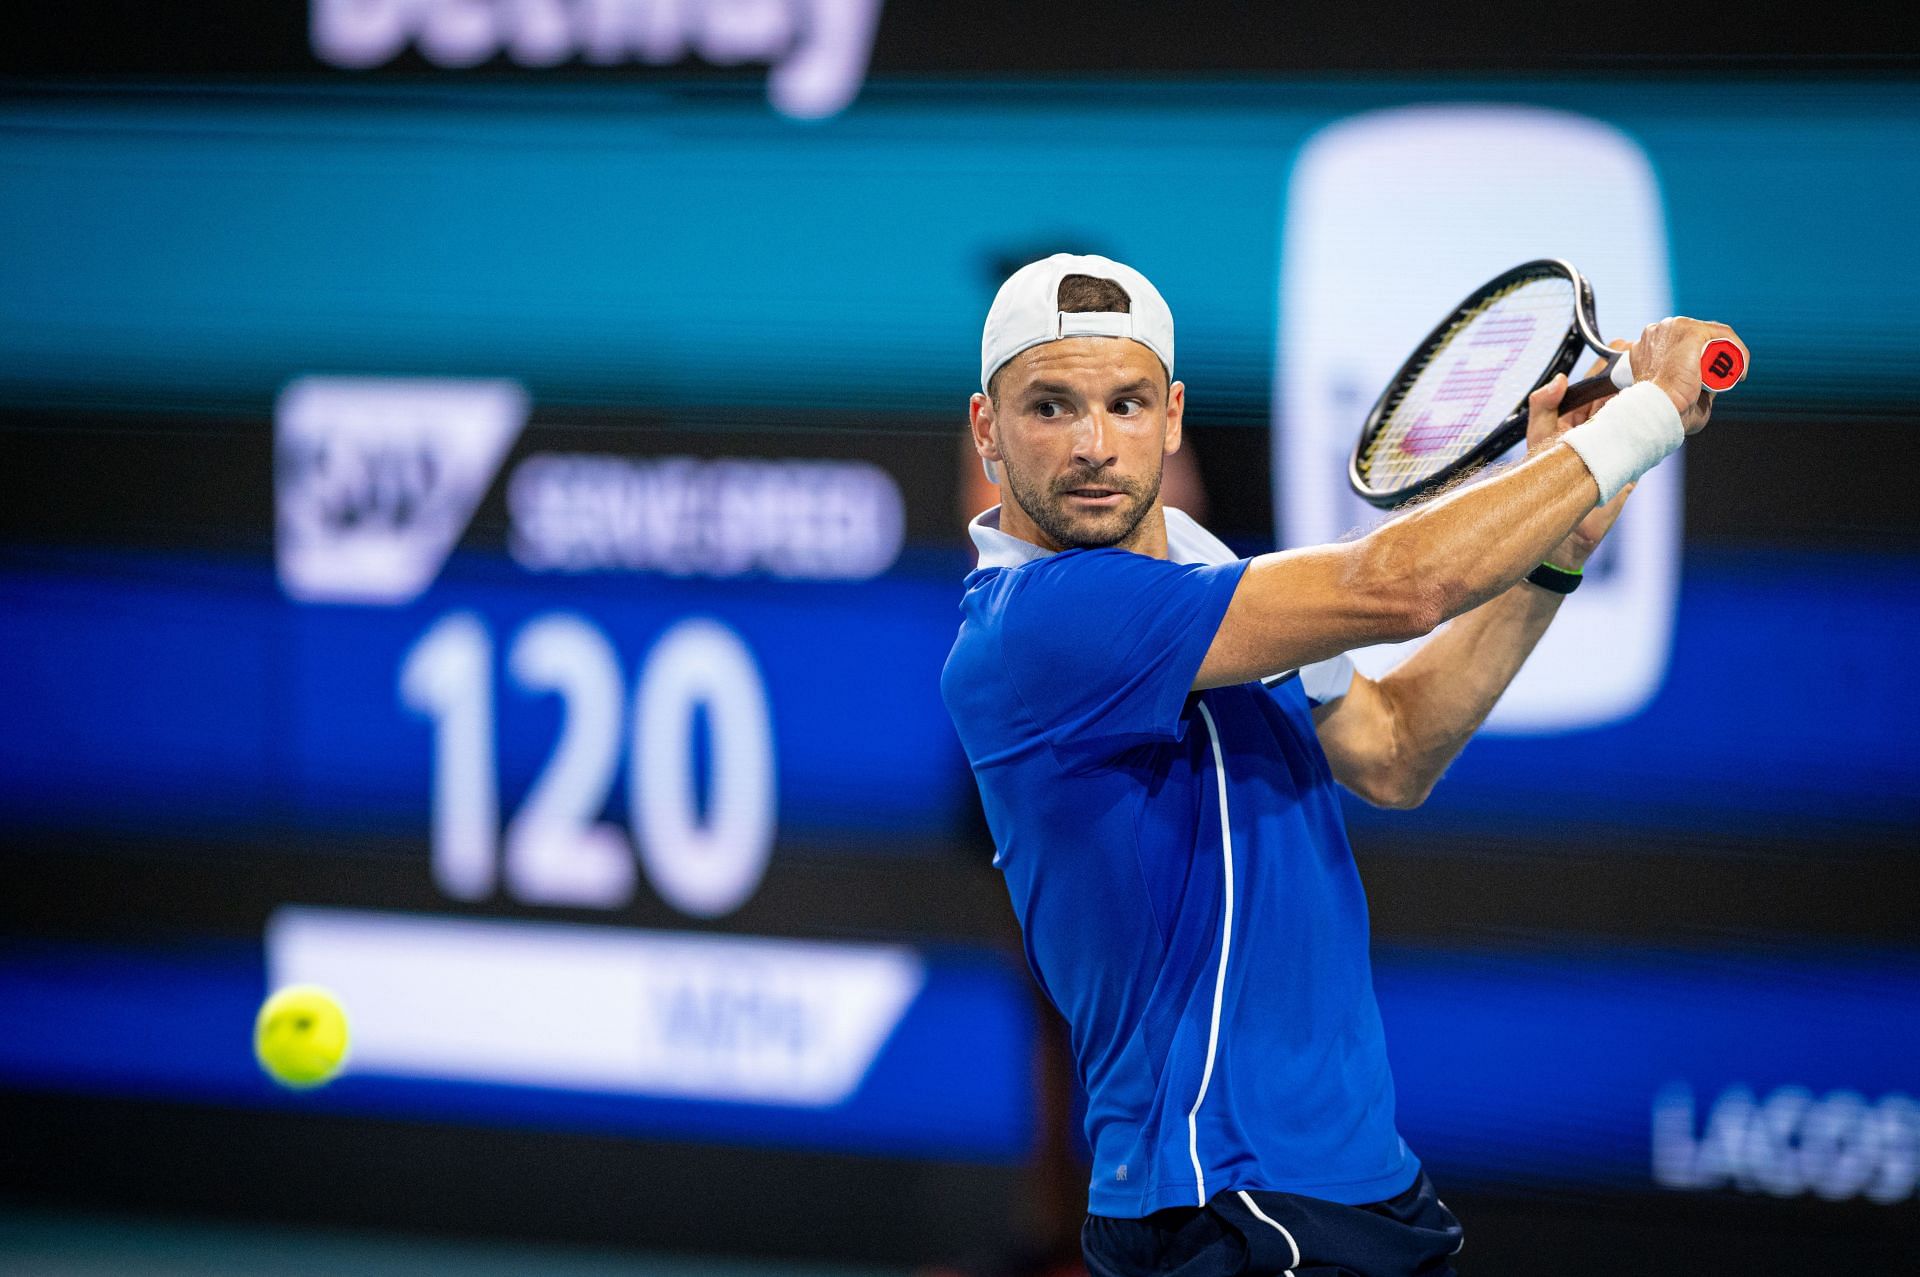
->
xmin=1348 ymin=259 xmax=1746 ymax=509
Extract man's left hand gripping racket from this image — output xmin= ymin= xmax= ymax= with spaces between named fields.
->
xmin=1349 ymin=259 xmax=1747 ymax=509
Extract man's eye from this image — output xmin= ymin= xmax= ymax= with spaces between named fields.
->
xmin=1035 ymin=402 xmax=1065 ymax=419
xmin=1113 ymin=398 xmax=1143 ymax=415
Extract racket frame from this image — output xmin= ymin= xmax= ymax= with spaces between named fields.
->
xmin=1349 ymin=258 xmax=1605 ymax=509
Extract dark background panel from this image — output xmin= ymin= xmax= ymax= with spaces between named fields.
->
xmin=0 ymin=1092 xmax=1035 ymax=1267
xmin=0 ymin=840 xmax=1019 ymax=948
xmin=0 ymin=407 xmax=967 ymax=556
xmin=5 ymin=0 xmax=1916 ymax=77
xmin=8 ymin=403 xmax=1920 ymax=555
xmin=5 ymin=832 xmax=1918 ymax=951
xmin=5 ymin=1075 xmax=1916 ymax=1275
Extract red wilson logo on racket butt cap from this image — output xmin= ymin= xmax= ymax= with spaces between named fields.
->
xmin=1700 ymin=339 xmax=1745 ymax=392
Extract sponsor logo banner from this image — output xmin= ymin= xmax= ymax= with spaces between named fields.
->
xmin=1654 ymin=1083 xmax=1919 ymax=1205
xmin=275 ymin=376 xmax=530 ymax=606
xmin=310 ymin=0 xmax=885 ymax=119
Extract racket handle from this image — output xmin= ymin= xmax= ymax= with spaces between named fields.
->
xmin=1560 ymin=339 xmax=1746 ymax=413
xmin=1699 ymin=338 xmax=1746 ymax=391
xmin=1560 ymin=351 xmax=1631 ymax=413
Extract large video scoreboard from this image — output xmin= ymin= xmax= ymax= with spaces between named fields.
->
xmin=2 ymin=15 xmax=1917 ymax=1268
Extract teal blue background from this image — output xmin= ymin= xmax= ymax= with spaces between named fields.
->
xmin=4 ymin=79 xmax=1915 ymax=415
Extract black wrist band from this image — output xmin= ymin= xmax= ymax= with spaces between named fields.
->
xmin=1525 ymin=562 xmax=1583 ymax=595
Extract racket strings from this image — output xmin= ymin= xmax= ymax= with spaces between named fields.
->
xmin=1358 ymin=274 xmax=1575 ymax=490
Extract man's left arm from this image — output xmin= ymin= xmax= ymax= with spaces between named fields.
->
xmin=1314 ymin=357 xmax=1632 ymax=809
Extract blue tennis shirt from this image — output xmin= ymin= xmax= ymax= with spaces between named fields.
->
xmin=941 ymin=506 xmax=1417 ymax=1217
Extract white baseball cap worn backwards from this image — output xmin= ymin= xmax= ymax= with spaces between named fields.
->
xmin=980 ymin=253 xmax=1175 ymax=394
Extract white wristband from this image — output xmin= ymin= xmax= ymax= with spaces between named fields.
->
xmin=1560 ymin=380 xmax=1685 ymax=505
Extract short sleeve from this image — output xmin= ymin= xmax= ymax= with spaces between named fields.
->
xmin=1301 ymin=653 xmax=1355 ymax=707
xmin=997 ymin=549 xmax=1247 ymax=757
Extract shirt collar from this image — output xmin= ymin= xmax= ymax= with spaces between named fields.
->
xmin=966 ymin=504 xmax=1238 ymax=571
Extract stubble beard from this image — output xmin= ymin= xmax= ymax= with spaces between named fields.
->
xmin=1002 ymin=459 xmax=1163 ymax=552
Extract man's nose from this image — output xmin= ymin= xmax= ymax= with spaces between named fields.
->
xmin=1071 ymin=409 xmax=1119 ymax=470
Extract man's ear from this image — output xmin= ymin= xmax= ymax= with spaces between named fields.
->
xmin=970 ymin=392 xmax=1004 ymax=483
xmin=1164 ymin=380 xmax=1186 ymax=456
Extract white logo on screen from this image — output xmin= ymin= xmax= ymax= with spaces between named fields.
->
xmin=1275 ymin=106 xmax=1679 ymax=734
xmin=275 ymin=376 xmax=530 ymax=606
xmin=1654 ymin=1083 xmax=1920 ymax=1205
xmin=509 ymin=452 xmax=904 ymax=580
xmin=310 ymin=0 xmax=885 ymax=120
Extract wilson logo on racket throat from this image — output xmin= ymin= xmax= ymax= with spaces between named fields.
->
xmin=1396 ymin=310 xmax=1539 ymax=459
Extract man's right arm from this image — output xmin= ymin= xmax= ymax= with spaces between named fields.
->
xmin=1196 ymin=443 xmax=1601 ymax=688
xmin=1195 ymin=315 xmax=1745 ymax=690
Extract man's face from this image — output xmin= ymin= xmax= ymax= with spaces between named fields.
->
xmin=973 ymin=338 xmax=1183 ymax=551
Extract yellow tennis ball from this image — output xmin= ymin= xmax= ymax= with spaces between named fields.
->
xmin=254 ymin=985 xmax=350 ymax=1089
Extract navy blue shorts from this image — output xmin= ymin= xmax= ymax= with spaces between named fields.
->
xmin=1082 ymin=1170 xmax=1464 ymax=1277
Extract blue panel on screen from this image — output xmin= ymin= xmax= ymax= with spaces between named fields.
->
xmin=0 ymin=935 xmax=1035 ymax=1162
xmin=1375 ymin=946 xmax=1920 ymax=1195
xmin=0 ymin=550 xmax=976 ymax=849
xmin=1 ymin=548 xmax=1913 ymax=845
xmin=0 ymin=558 xmax=290 ymax=833
xmin=3 ymin=934 xmax=1910 ymax=1192
xmin=1345 ymin=548 xmax=1920 ymax=837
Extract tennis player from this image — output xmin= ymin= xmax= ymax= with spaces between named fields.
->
xmin=940 ymin=254 xmax=1743 ymax=1277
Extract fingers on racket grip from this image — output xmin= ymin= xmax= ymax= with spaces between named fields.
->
xmin=1700 ymin=339 xmax=1745 ymax=392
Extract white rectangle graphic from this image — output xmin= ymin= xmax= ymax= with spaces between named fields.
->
xmin=1276 ymin=106 xmax=1680 ymax=733
xmin=266 ymin=907 xmax=924 ymax=1106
